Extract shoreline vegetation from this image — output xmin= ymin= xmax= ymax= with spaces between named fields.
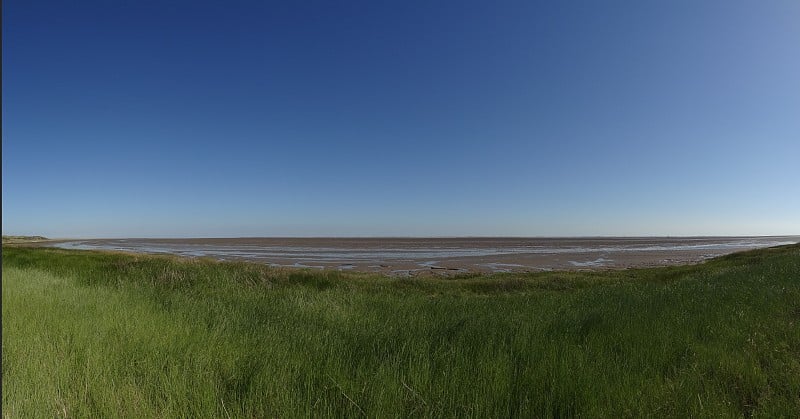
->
xmin=1 ymin=235 xmax=50 ymax=244
xmin=2 ymin=244 xmax=800 ymax=416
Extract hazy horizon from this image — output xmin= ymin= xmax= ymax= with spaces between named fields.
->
xmin=4 ymin=1 xmax=799 ymax=237
xmin=11 ymin=233 xmax=800 ymax=241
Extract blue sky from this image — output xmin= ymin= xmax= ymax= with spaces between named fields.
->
xmin=3 ymin=0 xmax=799 ymax=237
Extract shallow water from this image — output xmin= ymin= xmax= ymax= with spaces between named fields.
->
xmin=50 ymin=236 xmax=798 ymax=274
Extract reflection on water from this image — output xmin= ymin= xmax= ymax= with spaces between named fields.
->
xmin=569 ymin=258 xmax=612 ymax=267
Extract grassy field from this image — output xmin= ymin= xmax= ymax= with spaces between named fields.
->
xmin=1 ymin=236 xmax=49 ymax=245
xmin=2 ymin=245 xmax=799 ymax=417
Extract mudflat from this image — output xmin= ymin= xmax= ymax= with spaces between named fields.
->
xmin=48 ymin=236 xmax=799 ymax=275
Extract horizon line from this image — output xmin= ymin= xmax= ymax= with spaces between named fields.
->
xmin=26 ymin=234 xmax=800 ymax=241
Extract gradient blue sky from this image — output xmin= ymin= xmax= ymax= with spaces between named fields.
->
xmin=3 ymin=0 xmax=799 ymax=238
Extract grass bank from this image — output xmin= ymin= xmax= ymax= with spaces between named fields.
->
xmin=1 ymin=235 xmax=49 ymax=245
xmin=2 ymin=244 xmax=800 ymax=417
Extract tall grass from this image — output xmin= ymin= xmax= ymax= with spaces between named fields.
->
xmin=3 ymin=245 xmax=800 ymax=417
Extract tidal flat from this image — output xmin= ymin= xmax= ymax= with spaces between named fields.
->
xmin=48 ymin=236 xmax=798 ymax=275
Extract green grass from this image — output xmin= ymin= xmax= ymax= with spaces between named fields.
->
xmin=1 ymin=235 xmax=48 ymax=244
xmin=3 ymin=244 xmax=800 ymax=417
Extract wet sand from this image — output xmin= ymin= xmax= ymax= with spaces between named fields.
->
xmin=48 ymin=236 xmax=799 ymax=276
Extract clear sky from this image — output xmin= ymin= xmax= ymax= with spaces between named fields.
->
xmin=3 ymin=0 xmax=799 ymax=238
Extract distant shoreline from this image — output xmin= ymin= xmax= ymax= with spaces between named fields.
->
xmin=40 ymin=236 xmax=800 ymax=276
xmin=1 ymin=235 xmax=50 ymax=245
xmin=15 ymin=234 xmax=800 ymax=240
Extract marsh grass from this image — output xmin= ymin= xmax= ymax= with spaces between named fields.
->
xmin=2 ymin=244 xmax=800 ymax=417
